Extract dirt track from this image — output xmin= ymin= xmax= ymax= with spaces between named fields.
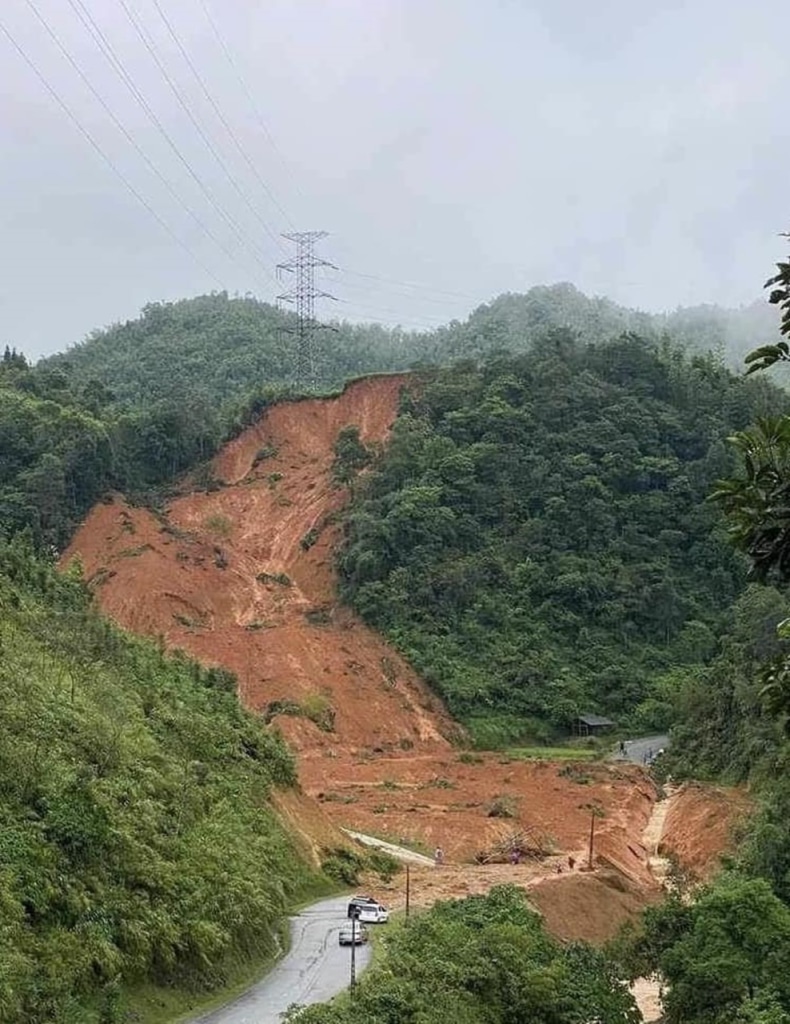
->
xmin=63 ymin=375 xmax=745 ymax=946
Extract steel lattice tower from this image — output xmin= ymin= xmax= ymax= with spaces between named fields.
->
xmin=277 ymin=231 xmax=336 ymax=389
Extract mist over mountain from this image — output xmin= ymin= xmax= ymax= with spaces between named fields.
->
xmin=39 ymin=284 xmax=782 ymax=409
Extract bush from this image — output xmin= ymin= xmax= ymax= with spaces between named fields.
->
xmin=487 ymin=795 xmax=518 ymax=819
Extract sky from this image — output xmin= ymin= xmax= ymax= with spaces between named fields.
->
xmin=1 ymin=0 xmax=788 ymax=359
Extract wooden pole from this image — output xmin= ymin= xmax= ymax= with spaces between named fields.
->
xmin=588 ymin=810 xmax=596 ymax=870
xmin=405 ymin=863 xmax=411 ymax=918
xmin=350 ymin=912 xmax=357 ymax=992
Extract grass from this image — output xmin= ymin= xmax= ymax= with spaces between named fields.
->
xmin=203 ymin=512 xmax=232 ymax=537
xmin=122 ymin=946 xmax=283 ymax=1024
xmin=505 ymin=746 xmax=598 ymax=761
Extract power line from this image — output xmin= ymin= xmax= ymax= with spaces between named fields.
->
xmin=334 ymin=298 xmax=451 ymax=326
xmin=325 ymin=272 xmax=473 ymax=310
xmin=196 ymin=0 xmax=302 ymax=222
xmin=24 ymin=0 xmax=258 ymax=284
xmin=116 ymin=0 xmax=281 ymax=278
xmin=150 ymin=0 xmax=295 ymax=237
xmin=0 ymin=12 xmax=226 ymax=289
xmin=66 ymin=0 xmax=279 ymax=287
xmin=341 ymin=267 xmax=480 ymax=302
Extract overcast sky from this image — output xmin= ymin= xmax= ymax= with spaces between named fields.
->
xmin=1 ymin=0 xmax=788 ymax=359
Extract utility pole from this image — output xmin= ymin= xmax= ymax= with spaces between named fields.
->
xmin=276 ymin=231 xmax=336 ymax=391
xmin=349 ymin=905 xmax=360 ymax=993
xmin=588 ymin=809 xmax=596 ymax=870
xmin=405 ymin=863 xmax=411 ymax=918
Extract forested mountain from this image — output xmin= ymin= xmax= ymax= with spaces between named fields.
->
xmin=337 ymin=333 xmax=786 ymax=742
xmin=0 ymin=536 xmax=329 ymax=1021
xmin=39 ymin=287 xmax=781 ymax=411
xmin=429 ymin=286 xmax=782 ymax=367
xmin=41 ymin=294 xmax=422 ymax=407
xmin=0 ymin=345 xmax=269 ymax=549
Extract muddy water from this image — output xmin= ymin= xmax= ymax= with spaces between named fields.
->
xmin=630 ymin=785 xmax=676 ymax=1022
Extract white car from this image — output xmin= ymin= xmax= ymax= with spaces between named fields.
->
xmin=357 ymin=903 xmax=389 ymax=924
xmin=338 ymin=924 xmax=369 ymax=945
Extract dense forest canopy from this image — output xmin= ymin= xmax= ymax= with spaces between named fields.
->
xmin=39 ymin=285 xmax=782 ymax=408
xmin=0 ymin=344 xmax=281 ymax=549
xmin=0 ymin=536 xmax=328 ymax=1022
xmin=337 ymin=334 xmax=786 ymax=741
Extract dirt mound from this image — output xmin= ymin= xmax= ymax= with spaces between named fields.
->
xmin=64 ymin=375 xmax=455 ymax=756
xmin=659 ymin=781 xmax=750 ymax=882
xmin=529 ymin=870 xmax=660 ymax=944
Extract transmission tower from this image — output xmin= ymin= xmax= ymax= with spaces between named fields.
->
xmin=277 ymin=231 xmax=336 ymax=389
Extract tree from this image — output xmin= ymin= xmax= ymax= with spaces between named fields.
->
xmin=629 ymin=878 xmax=790 ymax=1024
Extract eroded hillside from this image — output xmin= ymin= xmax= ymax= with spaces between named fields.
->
xmin=65 ymin=375 xmax=452 ymax=756
xmin=64 ymin=373 xmax=740 ymax=943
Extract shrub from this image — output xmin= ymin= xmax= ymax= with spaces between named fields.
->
xmin=487 ymin=795 xmax=518 ymax=819
xmin=321 ymin=847 xmax=364 ymax=886
xmin=300 ymin=527 xmax=321 ymax=550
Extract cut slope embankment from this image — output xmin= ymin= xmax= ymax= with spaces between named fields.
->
xmin=659 ymin=781 xmax=750 ymax=881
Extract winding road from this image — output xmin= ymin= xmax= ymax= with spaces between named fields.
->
xmin=191 ymin=896 xmax=371 ymax=1024
xmin=618 ymin=734 xmax=669 ymax=765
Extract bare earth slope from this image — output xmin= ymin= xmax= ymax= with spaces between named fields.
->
xmin=65 ymin=375 xmax=452 ymax=756
xmin=63 ymin=374 xmax=741 ymax=947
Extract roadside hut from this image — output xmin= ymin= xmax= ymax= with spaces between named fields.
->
xmin=573 ymin=713 xmax=615 ymax=738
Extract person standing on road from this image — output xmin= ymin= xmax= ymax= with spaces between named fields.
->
xmin=434 ymin=847 xmax=444 ymax=867
xmin=619 ymin=740 xmax=626 ymax=756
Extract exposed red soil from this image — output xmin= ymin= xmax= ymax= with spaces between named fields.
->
xmin=659 ymin=781 xmax=750 ymax=882
xmin=528 ymin=870 xmax=660 ymax=944
xmin=64 ymin=375 xmax=454 ymax=756
xmin=61 ymin=373 xmax=739 ymax=946
xmin=301 ymin=753 xmax=658 ymax=887
xmin=270 ymin=787 xmax=350 ymax=868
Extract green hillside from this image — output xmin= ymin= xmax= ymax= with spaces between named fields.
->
xmin=0 ymin=345 xmax=264 ymax=549
xmin=0 ymin=537 xmax=330 ymax=1022
xmin=337 ymin=333 xmax=786 ymax=742
xmin=40 ymin=287 xmax=782 ymax=411
xmin=41 ymin=293 xmax=421 ymax=407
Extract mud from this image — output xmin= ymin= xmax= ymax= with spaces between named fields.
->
xmin=659 ymin=781 xmax=750 ymax=882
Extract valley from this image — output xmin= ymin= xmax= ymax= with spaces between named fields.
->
xmin=63 ymin=372 xmax=745 ymax=962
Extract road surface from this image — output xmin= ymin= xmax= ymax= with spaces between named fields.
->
xmin=618 ymin=734 xmax=669 ymax=765
xmin=341 ymin=828 xmax=435 ymax=866
xmin=191 ymin=895 xmax=371 ymax=1024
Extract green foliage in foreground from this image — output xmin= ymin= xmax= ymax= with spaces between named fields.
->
xmin=338 ymin=335 xmax=784 ymax=732
xmin=286 ymin=885 xmax=639 ymax=1024
xmin=622 ymin=877 xmax=790 ymax=1024
xmin=0 ymin=538 xmax=328 ymax=1023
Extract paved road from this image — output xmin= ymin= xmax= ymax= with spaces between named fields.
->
xmin=191 ymin=896 xmax=371 ymax=1024
xmin=617 ymin=734 xmax=669 ymax=765
xmin=341 ymin=828 xmax=435 ymax=866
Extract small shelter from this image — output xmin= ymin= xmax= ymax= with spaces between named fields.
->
xmin=573 ymin=713 xmax=615 ymax=738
